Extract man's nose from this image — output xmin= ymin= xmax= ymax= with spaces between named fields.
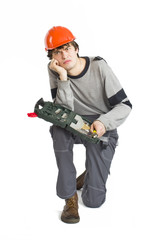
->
xmin=61 ymin=51 xmax=68 ymax=59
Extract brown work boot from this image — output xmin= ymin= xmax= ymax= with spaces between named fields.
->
xmin=76 ymin=170 xmax=86 ymax=190
xmin=61 ymin=192 xmax=80 ymax=223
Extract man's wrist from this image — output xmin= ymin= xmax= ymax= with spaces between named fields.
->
xmin=59 ymin=74 xmax=68 ymax=81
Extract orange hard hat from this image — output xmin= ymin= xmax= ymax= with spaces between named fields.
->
xmin=44 ymin=26 xmax=76 ymax=51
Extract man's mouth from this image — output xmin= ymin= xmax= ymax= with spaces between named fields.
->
xmin=63 ymin=60 xmax=71 ymax=64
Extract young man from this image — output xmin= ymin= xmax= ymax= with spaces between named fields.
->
xmin=45 ymin=26 xmax=132 ymax=224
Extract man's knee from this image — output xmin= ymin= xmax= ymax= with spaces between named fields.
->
xmin=82 ymin=185 xmax=106 ymax=208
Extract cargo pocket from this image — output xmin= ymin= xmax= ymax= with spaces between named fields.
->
xmin=100 ymin=131 xmax=119 ymax=175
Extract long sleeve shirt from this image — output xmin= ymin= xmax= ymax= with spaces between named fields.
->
xmin=48 ymin=56 xmax=132 ymax=131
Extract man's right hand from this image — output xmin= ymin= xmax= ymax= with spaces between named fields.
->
xmin=49 ymin=58 xmax=68 ymax=81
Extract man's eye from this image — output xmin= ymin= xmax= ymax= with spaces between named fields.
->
xmin=54 ymin=51 xmax=60 ymax=55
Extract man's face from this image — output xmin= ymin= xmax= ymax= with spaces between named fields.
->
xmin=51 ymin=44 xmax=79 ymax=71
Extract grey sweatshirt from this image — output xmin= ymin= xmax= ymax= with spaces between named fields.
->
xmin=48 ymin=56 xmax=132 ymax=131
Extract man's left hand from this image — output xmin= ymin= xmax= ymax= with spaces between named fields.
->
xmin=90 ymin=120 xmax=106 ymax=138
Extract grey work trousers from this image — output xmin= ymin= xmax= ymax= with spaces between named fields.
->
xmin=50 ymin=115 xmax=118 ymax=208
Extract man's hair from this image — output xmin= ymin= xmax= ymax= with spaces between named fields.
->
xmin=47 ymin=41 xmax=79 ymax=60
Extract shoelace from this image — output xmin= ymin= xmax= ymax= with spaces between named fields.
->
xmin=66 ymin=197 xmax=77 ymax=208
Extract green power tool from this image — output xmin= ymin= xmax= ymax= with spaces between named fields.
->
xmin=28 ymin=98 xmax=100 ymax=144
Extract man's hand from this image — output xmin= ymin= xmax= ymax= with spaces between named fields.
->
xmin=90 ymin=120 xmax=106 ymax=138
xmin=49 ymin=58 xmax=67 ymax=81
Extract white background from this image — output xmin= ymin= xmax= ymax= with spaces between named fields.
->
xmin=0 ymin=0 xmax=160 ymax=239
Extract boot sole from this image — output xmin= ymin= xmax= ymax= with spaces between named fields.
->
xmin=61 ymin=216 xmax=80 ymax=224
